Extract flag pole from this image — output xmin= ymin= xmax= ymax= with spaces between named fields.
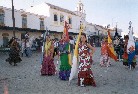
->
xmin=41 ymin=27 xmax=48 ymax=64
xmin=11 ymin=0 xmax=15 ymax=38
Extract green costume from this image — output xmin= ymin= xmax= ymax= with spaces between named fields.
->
xmin=59 ymin=42 xmax=71 ymax=80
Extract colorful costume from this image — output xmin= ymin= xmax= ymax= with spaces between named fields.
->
xmin=78 ymin=43 xmax=96 ymax=87
xmin=123 ymin=40 xmax=129 ymax=66
xmin=100 ymin=41 xmax=111 ymax=67
xmin=41 ymin=41 xmax=56 ymax=75
xmin=6 ymin=41 xmax=22 ymax=66
xmin=58 ymin=40 xmax=71 ymax=80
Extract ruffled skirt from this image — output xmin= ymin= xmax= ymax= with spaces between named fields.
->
xmin=41 ymin=55 xmax=55 ymax=75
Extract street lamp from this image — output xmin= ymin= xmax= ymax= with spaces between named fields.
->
xmin=11 ymin=0 xmax=15 ymax=38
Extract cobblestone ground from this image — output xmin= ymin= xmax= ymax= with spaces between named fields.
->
xmin=0 ymin=48 xmax=138 ymax=94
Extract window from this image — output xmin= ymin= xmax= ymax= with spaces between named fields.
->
xmin=60 ymin=14 xmax=64 ymax=25
xmin=40 ymin=18 xmax=44 ymax=30
xmin=22 ymin=15 xmax=27 ymax=28
xmin=0 ymin=9 xmax=5 ymax=26
xmin=53 ymin=13 xmax=58 ymax=25
xmin=68 ymin=17 xmax=72 ymax=24
xmin=54 ymin=14 xmax=58 ymax=21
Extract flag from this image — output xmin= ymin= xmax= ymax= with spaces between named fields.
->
xmin=69 ymin=23 xmax=83 ymax=82
xmin=127 ymin=26 xmax=136 ymax=66
xmin=63 ymin=21 xmax=72 ymax=66
xmin=41 ymin=27 xmax=48 ymax=64
xmin=107 ymin=30 xmax=117 ymax=61
xmin=63 ymin=21 xmax=70 ymax=42
xmin=68 ymin=45 xmax=72 ymax=66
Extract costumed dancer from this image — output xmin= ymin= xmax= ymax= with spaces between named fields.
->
xmin=78 ymin=33 xmax=96 ymax=87
xmin=58 ymin=34 xmax=71 ymax=80
xmin=100 ymin=38 xmax=111 ymax=67
xmin=58 ymin=21 xmax=71 ymax=80
xmin=41 ymin=34 xmax=56 ymax=75
xmin=6 ymin=38 xmax=22 ymax=66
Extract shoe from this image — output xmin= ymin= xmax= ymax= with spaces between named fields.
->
xmin=9 ymin=62 xmax=12 ymax=65
xmin=80 ymin=84 xmax=85 ymax=87
xmin=14 ymin=63 xmax=17 ymax=66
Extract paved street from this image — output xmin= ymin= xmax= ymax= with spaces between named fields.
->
xmin=0 ymin=48 xmax=138 ymax=94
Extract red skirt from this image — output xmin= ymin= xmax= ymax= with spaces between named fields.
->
xmin=41 ymin=55 xmax=55 ymax=75
xmin=78 ymin=68 xmax=96 ymax=87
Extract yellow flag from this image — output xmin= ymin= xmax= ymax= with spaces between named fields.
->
xmin=74 ymin=24 xmax=83 ymax=57
xmin=68 ymin=44 xmax=72 ymax=66
xmin=107 ymin=30 xmax=117 ymax=61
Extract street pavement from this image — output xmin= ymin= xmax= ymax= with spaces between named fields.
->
xmin=0 ymin=48 xmax=138 ymax=94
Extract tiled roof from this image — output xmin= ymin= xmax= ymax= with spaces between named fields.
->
xmin=46 ymin=3 xmax=76 ymax=15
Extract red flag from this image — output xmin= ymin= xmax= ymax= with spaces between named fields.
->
xmin=63 ymin=21 xmax=70 ymax=41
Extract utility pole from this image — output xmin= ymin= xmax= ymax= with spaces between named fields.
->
xmin=11 ymin=0 xmax=15 ymax=38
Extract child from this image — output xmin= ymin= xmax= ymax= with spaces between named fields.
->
xmin=100 ymin=38 xmax=111 ymax=67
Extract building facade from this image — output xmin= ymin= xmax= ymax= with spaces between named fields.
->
xmin=0 ymin=0 xmax=122 ymax=47
xmin=26 ymin=1 xmax=86 ymax=39
xmin=0 ymin=6 xmax=47 ymax=47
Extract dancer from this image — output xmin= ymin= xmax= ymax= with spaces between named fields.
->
xmin=58 ymin=34 xmax=71 ymax=80
xmin=100 ymin=38 xmax=111 ymax=67
xmin=6 ymin=38 xmax=22 ymax=66
xmin=78 ymin=33 xmax=96 ymax=87
xmin=41 ymin=35 xmax=56 ymax=75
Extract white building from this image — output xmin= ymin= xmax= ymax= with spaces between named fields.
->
xmin=0 ymin=0 xmax=122 ymax=47
xmin=26 ymin=1 xmax=86 ymax=39
xmin=0 ymin=6 xmax=47 ymax=47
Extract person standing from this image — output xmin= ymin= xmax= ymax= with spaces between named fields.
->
xmin=58 ymin=34 xmax=71 ymax=80
xmin=53 ymin=39 xmax=58 ymax=58
xmin=78 ymin=33 xmax=96 ymax=87
xmin=69 ymin=38 xmax=74 ymax=53
xmin=21 ymin=39 xmax=25 ymax=57
xmin=41 ymin=35 xmax=55 ymax=75
xmin=25 ymin=39 xmax=32 ymax=57
xmin=6 ymin=38 xmax=22 ymax=66
xmin=100 ymin=38 xmax=111 ymax=67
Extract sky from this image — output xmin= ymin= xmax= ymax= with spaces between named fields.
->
xmin=0 ymin=0 xmax=138 ymax=36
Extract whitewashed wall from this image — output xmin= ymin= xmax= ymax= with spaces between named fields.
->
xmin=46 ymin=8 xmax=81 ymax=34
xmin=1 ymin=6 xmax=47 ymax=30
xmin=4 ymin=8 xmax=13 ymax=27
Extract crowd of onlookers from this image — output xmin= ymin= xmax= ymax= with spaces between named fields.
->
xmin=5 ymin=32 xmax=138 ymax=57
